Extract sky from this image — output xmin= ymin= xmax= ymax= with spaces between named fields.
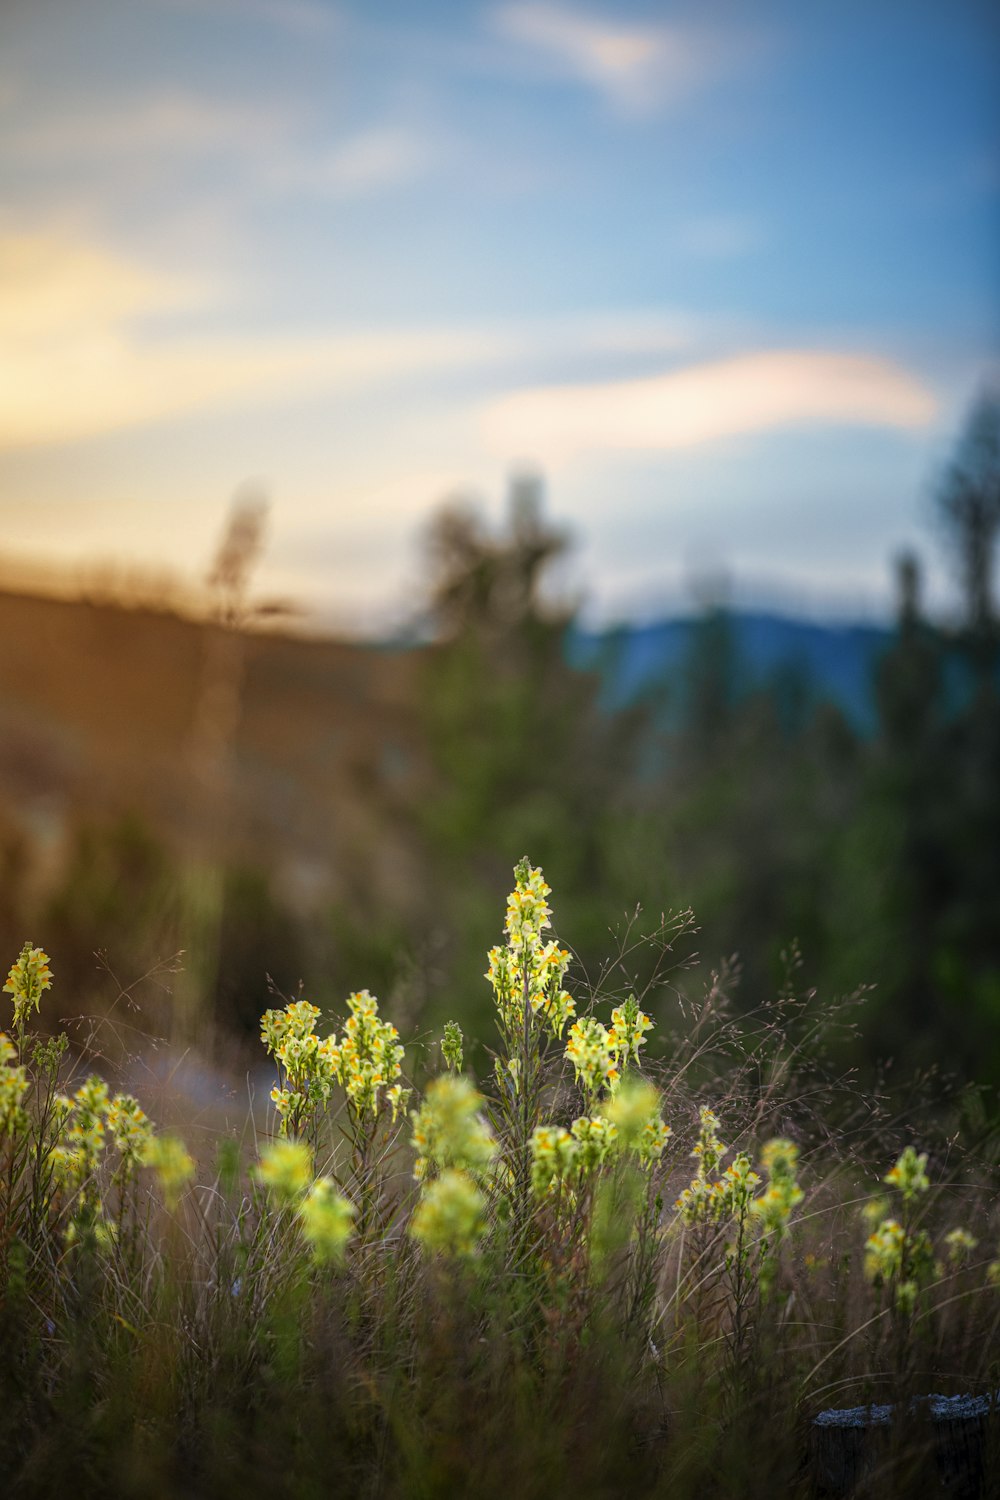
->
xmin=0 ymin=0 xmax=997 ymax=632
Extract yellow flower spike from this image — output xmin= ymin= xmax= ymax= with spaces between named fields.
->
xmin=256 ymin=1138 xmax=312 ymax=1207
xmin=145 ymin=1134 xmax=195 ymax=1210
xmin=410 ymin=1168 xmax=487 ymax=1257
xmin=410 ymin=1075 xmax=495 ymax=1182
xmin=297 ymin=1178 xmax=355 ymax=1266
xmin=4 ymin=943 xmax=53 ymax=1041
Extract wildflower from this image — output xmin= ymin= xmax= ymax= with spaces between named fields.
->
xmin=256 ymin=1138 xmax=312 ymax=1207
xmin=297 ymin=1177 xmax=355 ymax=1266
xmin=608 ymin=995 xmax=654 ymax=1069
xmin=864 ymin=1217 xmax=905 ymax=1284
xmin=409 ymin=1168 xmax=487 ymax=1257
xmin=386 ymin=1083 xmax=411 ymax=1123
xmin=570 ymin=1114 xmax=619 ymax=1172
xmin=496 ymin=1055 xmax=521 ymax=1096
xmin=0 ymin=1033 xmax=28 ymax=1137
xmin=674 ymin=1107 xmax=730 ymax=1225
xmin=486 ymin=861 xmax=575 ymax=1040
xmin=864 ymin=1211 xmax=935 ymax=1310
xmin=530 ymin=1124 xmax=579 ymax=1196
xmin=106 ymin=1093 xmax=154 ymax=1169
xmin=895 ymin=1278 xmax=919 ymax=1315
xmin=54 ymin=1074 xmax=111 ymax=1198
xmin=410 ymin=1074 xmax=495 ymax=1182
xmin=885 ymin=1146 xmax=930 ymax=1202
xmin=944 ymin=1227 xmax=978 ymax=1265
xmin=339 ymin=989 xmax=405 ymax=1119
xmin=753 ymin=1138 xmax=803 ymax=1240
xmin=441 ymin=1020 xmax=464 ymax=1073
xmin=565 ymin=1017 xmax=618 ymax=1100
xmin=505 ymin=859 xmax=552 ymax=949
xmin=690 ymin=1107 xmax=725 ymax=1179
xmin=719 ymin=1154 xmax=761 ymax=1218
xmin=675 ymin=1177 xmax=725 ymax=1226
xmin=145 ymin=1134 xmax=195 ymax=1209
xmin=261 ymin=998 xmax=342 ymax=1135
xmin=4 ymin=943 xmax=52 ymax=1039
xmin=603 ymin=1077 xmax=671 ymax=1167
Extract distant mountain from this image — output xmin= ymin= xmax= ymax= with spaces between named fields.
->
xmin=568 ymin=611 xmax=892 ymax=729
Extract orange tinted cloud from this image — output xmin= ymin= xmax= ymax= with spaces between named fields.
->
xmin=480 ymin=349 xmax=937 ymax=462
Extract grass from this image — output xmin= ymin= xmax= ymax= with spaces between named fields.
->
xmin=0 ymin=866 xmax=998 ymax=1499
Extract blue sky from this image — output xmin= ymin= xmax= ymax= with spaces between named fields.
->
xmin=0 ymin=0 xmax=997 ymax=630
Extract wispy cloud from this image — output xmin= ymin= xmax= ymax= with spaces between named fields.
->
xmin=2 ymin=90 xmax=294 ymax=165
xmin=0 ymin=234 xmax=515 ymax=449
xmin=0 ymin=234 xmax=204 ymax=341
xmin=480 ymin=350 xmax=937 ymax=462
xmin=490 ymin=2 xmax=731 ymax=113
xmin=269 ymin=126 xmax=432 ymax=197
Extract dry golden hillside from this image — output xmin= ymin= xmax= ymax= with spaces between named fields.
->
xmin=0 ymin=587 xmax=426 ymax=911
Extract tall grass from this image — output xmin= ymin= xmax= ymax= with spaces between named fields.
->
xmin=0 ymin=867 xmax=998 ymax=1499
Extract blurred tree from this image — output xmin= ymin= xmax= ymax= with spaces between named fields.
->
xmin=936 ymin=389 xmax=1000 ymax=640
xmin=413 ymin=475 xmax=655 ymax=1040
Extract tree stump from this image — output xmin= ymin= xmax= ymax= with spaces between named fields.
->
xmin=811 ymin=1392 xmax=997 ymax=1497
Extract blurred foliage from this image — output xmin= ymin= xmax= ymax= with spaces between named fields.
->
xmin=2 ymin=400 xmax=999 ymax=1093
xmin=401 ymin=409 xmax=1000 ymax=1088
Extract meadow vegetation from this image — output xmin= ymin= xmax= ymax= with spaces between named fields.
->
xmin=1 ymin=862 xmax=999 ymax=1498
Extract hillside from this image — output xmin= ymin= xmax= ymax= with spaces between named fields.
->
xmin=0 ymin=587 xmax=426 ymax=911
xmin=569 ymin=612 xmax=891 ymax=729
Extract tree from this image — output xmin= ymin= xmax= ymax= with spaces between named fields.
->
xmin=936 ymin=390 xmax=1000 ymax=637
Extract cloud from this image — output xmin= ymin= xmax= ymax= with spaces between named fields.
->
xmin=0 ymin=234 xmax=203 ymax=341
xmin=3 ymin=90 xmax=293 ymax=165
xmin=480 ymin=350 xmax=938 ymax=462
xmin=269 ymin=127 xmax=432 ymax=197
xmin=490 ymin=2 xmax=728 ymax=112
xmin=0 ymin=234 xmax=519 ymax=449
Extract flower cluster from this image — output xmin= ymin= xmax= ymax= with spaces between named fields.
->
xmin=569 ymin=1113 xmax=618 ymax=1171
xmin=261 ymin=990 xmax=406 ymax=1134
xmin=255 ymin=1137 xmax=313 ymax=1206
xmin=530 ymin=1124 xmax=579 ymax=1196
xmin=603 ymin=1078 xmax=671 ymax=1169
xmin=505 ymin=860 xmax=552 ymax=947
xmin=3 ymin=943 xmax=53 ymax=1040
xmin=106 ymin=1093 xmax=154 ymax=1171
xmin=719 ymin=1154 xmax=761 ymax=1219
xmin=53 ymin=1075 xmax=111 ymax=1201
xmin=608 ymin=996 xmax=654 ymax=1068
xmin=944 ymin=1226 xmax=978 ymax=1265
xmin=864 ymin=1148 xmax=936 ymax=1312
xmin=486 ymin=861 xmax=576 ymax=1041
xmin=752 ymin=1137 xmax=804 ymax=1241
xmin=0 ymin=1033 xmax=28 ymax=1137
xmin=340 ymin=990 xmax=406 ymax=1118
xmin=565 ymin=1017 xmax=619 ymax=1100
xmin=255 ymin=1138 xmax=356 ymax=1265
xmin=409 ymin=1167 xmax=487 ymax=1257
xmin=675 ymin=1108 xmax=729 ymax=1225
xmin=410 ymin=1074 xmax=495 ymax=1182
xmin=145 ymin=1135 xmax=195 ymax=1209
xmin=261 ymin=999 xmax=342 ymax=1134
xmin=298 ymin=1178 xmax=356 ymax=1266
xmin=529 ymin=1112 xmax=628 ymax=1196
xmin=884 ymin=1145 xmax=930 ymax=1202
